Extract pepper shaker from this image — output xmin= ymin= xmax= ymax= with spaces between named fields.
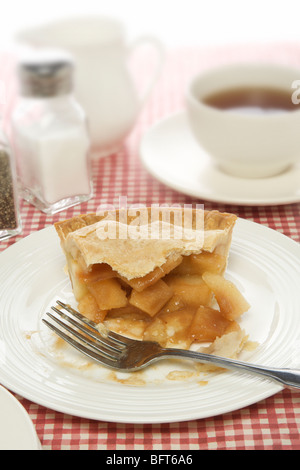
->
xmin=11 ymin=50 xmax=93 ymax=214
xmin=0 ymin=124 xmax=22 ymax=240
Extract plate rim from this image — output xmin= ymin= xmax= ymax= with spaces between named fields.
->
xmin=0 ymin=385 xmax=41 ymax=449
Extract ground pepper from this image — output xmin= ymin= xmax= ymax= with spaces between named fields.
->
xmin=0 ymin=149 xmax=18 ymax=230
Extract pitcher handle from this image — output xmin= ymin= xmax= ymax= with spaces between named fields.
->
xmin=127 ymin=35 xmax=165 ymax=109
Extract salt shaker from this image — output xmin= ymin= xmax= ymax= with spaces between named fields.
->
xmin=0 ymin=124 xmax=22 ymax=240
xmin=12 ymin=50 xmax=92 ymax=214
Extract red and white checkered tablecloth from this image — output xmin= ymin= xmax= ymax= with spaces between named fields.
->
xmin=0 ymin=43 xmax=300 ymax=450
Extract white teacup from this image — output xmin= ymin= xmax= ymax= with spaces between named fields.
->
xmin=16 ymin=16 xmax=164 ymax=155
xmin=186 ymin=63 xmax=300 ymax=178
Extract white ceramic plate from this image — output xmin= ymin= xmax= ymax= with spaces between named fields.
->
xmin=0 ymin=385 xmax=41 ymax=449
xmin=140 ymin=111 xmax=300 ymax=206
xmin=0 ymin=220 xmax=299 ymax=423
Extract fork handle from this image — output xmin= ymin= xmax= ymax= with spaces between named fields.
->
xmin=160 ymin=348 xmax=300 ymax=389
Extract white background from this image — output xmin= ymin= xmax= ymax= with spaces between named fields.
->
xmin=1 ymin=0 xmax=300 ymax=48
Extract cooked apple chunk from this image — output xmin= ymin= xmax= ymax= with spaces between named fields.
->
xmin=202 ymin=272 xmax=250 ymax=320
xmin=158 ymin=308 xmax=195 ymax=348
xmin=158 ymin=294 xmax=186 ymax=314
xmin=143 ymin=307 xmax=195 ymax=348
xmin=122 ymin=254 xmax=183 ymax=292
xmin=87 ymin=278 xmax=128 ymax=310
xmin=190 ymin=252 xmax=226 ymax=274
xmin=129 ymin=279 xmax=173 ymax=316
xmin=189 ymin=305 xmax=232 ymax=342
xmin=143 ymin=317 xmax=167 ymax=345
xmin=165 ymin=274 xmax=212 ymax=307
xmin=79 ymin=263 xmax=116 ymax=283
xmin=78 ymin=293 xmax=108 ymax=323
xmin=174 ymin=252 xmax=226 ymax=276
xmin=105 ymin=306 xmax=150 ymax=339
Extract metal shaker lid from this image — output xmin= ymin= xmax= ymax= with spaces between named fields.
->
xmin=17 ymin=49 xmax=74 ymax=97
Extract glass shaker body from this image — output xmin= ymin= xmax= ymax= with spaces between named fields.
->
xmin=0 ymin=127 xmax=22 ymax=240
xmin=12 ymin=93 xmax=92 ymax=215
xmin=11 ymin=51 xmax=92 ymax=215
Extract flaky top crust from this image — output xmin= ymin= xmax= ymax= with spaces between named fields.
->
xmin=54 ymin=209 xmax=237 ymax=280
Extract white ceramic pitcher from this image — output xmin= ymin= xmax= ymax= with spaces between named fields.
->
xmin=16 ymin=16 xmax=165 ymax=155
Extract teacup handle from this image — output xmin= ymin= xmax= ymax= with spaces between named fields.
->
xmin=127 ymin=35 xmax=165 ymax=109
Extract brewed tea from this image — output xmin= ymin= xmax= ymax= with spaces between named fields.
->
xmin=202 ymin=86 xmax=296 ymax=113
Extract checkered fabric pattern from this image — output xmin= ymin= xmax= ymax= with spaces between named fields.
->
xmin=0 ymin=43 xmax=300 ymax=450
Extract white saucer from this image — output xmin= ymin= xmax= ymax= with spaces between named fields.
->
xmin=0 ymin=385 xmax=41 ymax=449
xmin=139 ymin=111 xmax=300 ymax=206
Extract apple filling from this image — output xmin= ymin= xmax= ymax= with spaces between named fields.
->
xmin=67 ymin=249 xmax=249 ymax=349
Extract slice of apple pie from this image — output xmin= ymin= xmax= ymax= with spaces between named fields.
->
xmin=54 ymin=208 xmax=250 ymax=350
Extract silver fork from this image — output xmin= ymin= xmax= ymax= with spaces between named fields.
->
xmin=43 ymin=300 xmax=300 ymax=389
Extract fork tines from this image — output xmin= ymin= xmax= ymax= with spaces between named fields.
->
xmin=42 ymin=300 xmax=129 ymax=369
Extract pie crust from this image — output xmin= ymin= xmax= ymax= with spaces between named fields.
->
xmin=54 ymin=208 xmax=250 ymax=350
